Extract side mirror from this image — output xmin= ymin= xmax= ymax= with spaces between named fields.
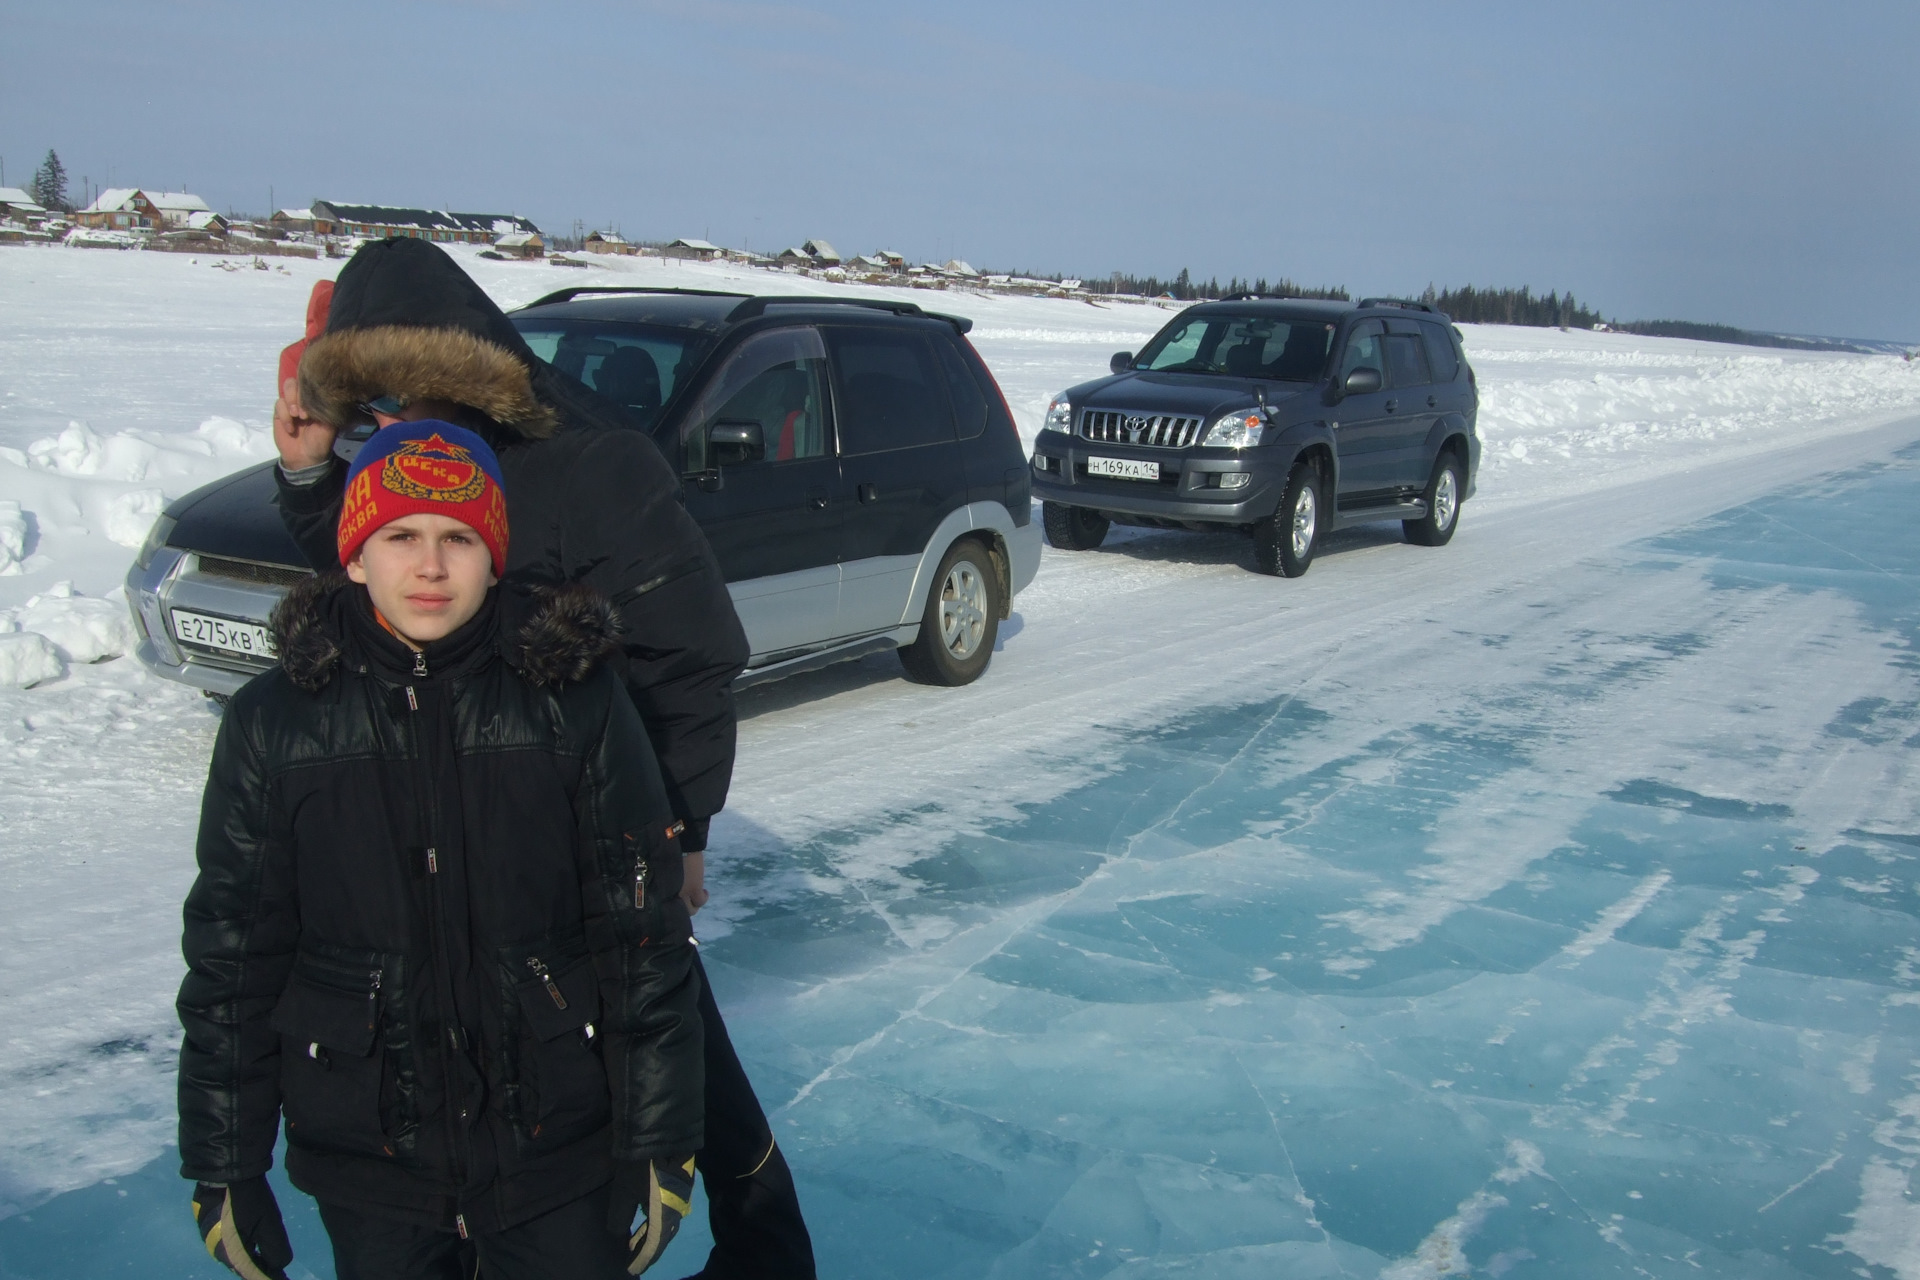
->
xmin=1110 ymin=351 xmax=1134 ymax=375
xmin=707 ymin=419 xmax=764 ymax=466
xmin=1343 ymin=367 xmax=1383 ymax=395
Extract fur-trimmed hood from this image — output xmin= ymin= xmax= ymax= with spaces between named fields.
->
xmin=298 ymin=324 xmax=559 ymax=439
xmin=296 ymin=238 xmax=560 ymax=439
xmin=270 ymin=573 xmax=621 ymax=692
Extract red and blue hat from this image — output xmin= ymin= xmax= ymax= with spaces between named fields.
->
xmin=336 ymin=422 xmax=509 ymax=574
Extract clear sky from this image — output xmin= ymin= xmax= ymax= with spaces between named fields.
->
xmin=6 ymin=0 xmax=1916 ymax=339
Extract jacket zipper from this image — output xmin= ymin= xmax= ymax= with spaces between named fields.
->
xmin=400 ymin=673 xmax=471 ymax=1194
xmin=525 ymin=957 xmax=568 ymax=1010
xmin=634 ymin=856 xmax=649 ymax=910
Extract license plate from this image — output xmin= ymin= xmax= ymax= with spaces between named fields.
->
xmin=1087 ymin=456 xmax=1160 ymax=481
xmin=171 ymin=608 xmax=276 ymax=659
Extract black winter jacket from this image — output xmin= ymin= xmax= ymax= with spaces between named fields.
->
xmin=275 ymin=238 xmax=749 ymax=848
xmin=177 ymin=576 xmax=703 ymax=1233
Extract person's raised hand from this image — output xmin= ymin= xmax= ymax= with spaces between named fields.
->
xmin=272 ymin=377 xmax=337 ymax=471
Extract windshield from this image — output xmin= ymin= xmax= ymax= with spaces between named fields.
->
xmin=513 ymin=319 xmax=715 ymax=428
xmin=1134 ymin=313 xmax=1334 ymax=381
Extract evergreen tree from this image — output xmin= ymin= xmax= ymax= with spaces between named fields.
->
xmin=31 ymin=150 xmax=70 ymax=212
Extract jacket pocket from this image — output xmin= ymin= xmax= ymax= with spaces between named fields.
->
xmin=271 ymin=957 xmax=395 ymax=1158
xmin=506 ymin=947 xmax=609 ymax=1151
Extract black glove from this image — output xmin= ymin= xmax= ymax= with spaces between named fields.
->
xmin=192 ymin=1177 xmax=293 ymax=1280
xmin=609 ymin=1154 xmax=696 ymax=1276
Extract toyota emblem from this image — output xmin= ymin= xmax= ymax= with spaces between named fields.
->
xmin=1125 ymin=414 xmax=1148 ymax=443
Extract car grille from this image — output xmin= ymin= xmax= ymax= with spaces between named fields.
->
xmin=193 ymin=555 xmax=314 ymax=589
xmin=1080 ymin=410 xmax=1205 ymax=449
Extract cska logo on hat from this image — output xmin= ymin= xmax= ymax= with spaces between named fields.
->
xmin=380 ymin=434 xmax=489 ymax=504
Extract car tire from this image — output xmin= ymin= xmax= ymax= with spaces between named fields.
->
xmin=1253 ymin=461 xmax=1320 ymax=577
xmin=1042 ymin=501 xmax=1109 ymax=551
xmin=899 ymin=538 xmax=1001 ymax=686
xmin=1404 ymin=451 xmax=1463 ymax=547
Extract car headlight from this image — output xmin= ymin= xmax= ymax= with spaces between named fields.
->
xmin=134 ymin=514 xmax=178 ymax=571
xmin=1202 ymin=410 xmax=1265 ymax=448
xmin=1042 ymin=395 xmax=1074 ymax=434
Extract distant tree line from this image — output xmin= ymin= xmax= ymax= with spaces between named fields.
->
xmin=988 ymin=264 xmax=1348 ymax=302
xmin=1609 ymin=319 xmax=1862 ymax=354
xmin=1418 ymin=284 xmax=1603 ymax=328
xmin=1088 ymin=267 xmax=1349 ymax=301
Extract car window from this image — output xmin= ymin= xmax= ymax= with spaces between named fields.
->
xmin=827 ymin=329 xmax=955 ymax=455
xmin=1383 ymin=332 xmax=1432 ymax=389
xmin=514 ymin=321 xmax=711 ymax=427
xmin=1420 ymin=321 xmax=1460 ymax=382
xmin=934 ymin=338 xmax=989 ymax=440
xmin=1338 ymin=320 xmax=1385 ymax=381
xmin=686 ymin=327 xmax=830 ymax=471
xmin=1135 ymin=314 xmax=1333 ymax=380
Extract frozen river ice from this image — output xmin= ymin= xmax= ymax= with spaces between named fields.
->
xmin=5 ymin=439 xmax=1918 ymax=1278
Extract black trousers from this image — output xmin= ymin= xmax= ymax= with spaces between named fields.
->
xmin=318 ymin=953 xmax=814 ymax=1280
xmin=319 ymin=1186 xmax=629 ymax=1280
xmin=688 ymin=948 xmax=817 ymax=1280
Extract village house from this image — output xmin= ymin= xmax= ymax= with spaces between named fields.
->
xmin=801 ymin=238 xmax=841 ymax=266
xmin=663 ymin=237 xmax=721 ymax=261
xmin=493 ymin=230 xmax=544 ymax=259
xmin=76 ymin=188 xmax=162 ymax=230
xmin=269 ymin=208 xmax=320 ymax=235
xmin=184 ymin=211 xmax=230 ymax=235
xmin=146 ymin=191 xmax=212 ymax=226
xmin=584 ymin=230 xmax=638 ymax=255
xmin=0 ymin=188 xmax=47 ymax=223
xmin=308 ymin=202 xmax=541 ymax=244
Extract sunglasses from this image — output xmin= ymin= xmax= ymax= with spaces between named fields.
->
xmin=353 ymin=394 xmax=410 ymax=421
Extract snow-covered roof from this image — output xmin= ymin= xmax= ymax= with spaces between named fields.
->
xmin=670 ymin=238 xmax=719 ymax=251
xmin=312 ymin=202 xmax=541 ymax=236
xmin=82 ymin=188 xmax=145 ymax=214
xmin=943 ymin=259 xmax=978 ymax=277
xmin=0 ymin=187 xmax=43 ymax=209
xmin=147 ymin=191 xmax=210 ymax=214
xmin=495 ymin=231 xmax=541 ymax=247
xmin=184 ymin=211 xmax=226 ymax=230
xmin=586 ymin=230 xmax=630 ymax=244
xmin=274 ymin=208 xmax=315 ymax=221
xmin=802 ymin=238 xmax=840 ymax=262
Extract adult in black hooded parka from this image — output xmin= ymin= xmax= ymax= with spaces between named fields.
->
xmin=266 ymin=238 xmax=814 ymax=1279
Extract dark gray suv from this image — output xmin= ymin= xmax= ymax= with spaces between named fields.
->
xmin=1029 ymin=296 xmax=1479 ymax=575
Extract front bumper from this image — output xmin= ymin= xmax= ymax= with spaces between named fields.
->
xmin=1028 ymin=433 xmax=1286 ymax=524
xmin=125 ymin=547 xmax=306 ymax=697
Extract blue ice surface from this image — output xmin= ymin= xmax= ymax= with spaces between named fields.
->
xmin=3 ymin=443 xmax=1918 ymax=1279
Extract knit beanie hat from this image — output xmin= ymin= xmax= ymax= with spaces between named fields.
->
xmin=336 ymin=421 xmax=509 ymax=574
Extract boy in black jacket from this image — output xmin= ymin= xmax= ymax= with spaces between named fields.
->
xmin=179 ymin=423 xmax=702 ymax=1280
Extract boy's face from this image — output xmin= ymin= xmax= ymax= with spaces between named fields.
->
xmin=345 ymin=513 xmax=497 ymax=645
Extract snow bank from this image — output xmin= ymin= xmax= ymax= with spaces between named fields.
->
xmin=12 ymin=582 xmax=139 ymax=664
xmin=0 ymin=500 xmax=27 ymax=575
xmin=0 ymin=632 xmax=65 ymax=687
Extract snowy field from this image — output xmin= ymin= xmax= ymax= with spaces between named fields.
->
xmin=1 ymin=243 xmax=1919 ymax=1279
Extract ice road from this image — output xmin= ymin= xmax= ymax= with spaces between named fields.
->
xmin=2 ymin=247 xmax=1920 ymax=1278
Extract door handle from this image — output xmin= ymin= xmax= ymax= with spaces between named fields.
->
xmin=1385 ymin=399 xmax=1398 ymax=413
xmin=1427 ymin=395 xmax=1438 ymax=408
xmin=857 ymin=482 xmax=879 ymax=503
xmin=806 ymin=489 xmax=829 ymax=510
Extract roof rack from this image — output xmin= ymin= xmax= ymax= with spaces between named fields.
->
xmin=1356 ymin=297 xmax=1438 ymax=313
xmin=520 ymin=285 xmax=751 ymax=309
xmin=1213 ymin=291 xmax=1337 ymax=303
xmin=725 ymin=295 xmax=973 ymax=334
